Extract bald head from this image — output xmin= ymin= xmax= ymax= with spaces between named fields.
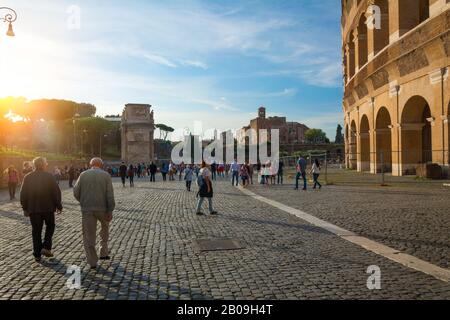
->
xmin=90 ymin=158 xmax=104 ymax=168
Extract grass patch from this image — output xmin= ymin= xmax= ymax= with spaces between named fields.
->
xmin=0 ymin=147 xmax=77 ymax=161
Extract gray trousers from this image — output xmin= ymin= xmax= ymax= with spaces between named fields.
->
xmin=82 ymin=212 xmax=110 ymax=267
xmin=196 ymin=197 xmax=214 ymax=213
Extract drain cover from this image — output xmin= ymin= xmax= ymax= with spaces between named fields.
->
xmin=193 ymin=239 xmax=244 ymax=252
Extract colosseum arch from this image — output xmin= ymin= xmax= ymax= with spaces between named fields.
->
xmin=356 ymin=14 xmax=368 ymax=69
xmin=400 ymin=95 xmax=432 ymax=175
xmin=398 ymin=0 xmax=430 ymax=37
xmin=371 ymin=0 xmax=389 ymax=56
xmin=375 ymin=107 xmax=392 ymax=172
xmin=359 ymin=115 xmax=370 ymax=172
xmin=349 ymin=120 xmax=357 ymax=169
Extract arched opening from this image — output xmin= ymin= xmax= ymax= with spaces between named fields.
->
xmin=401 ymin=96 xmax=432 ymax=175
xmin=356 ymin=15 xmax=368 ymax=68
xmin=359 ymin=115 xmax=370 ymax=172
xmin=398 ymin=0 xmax=429 ymax=37
xmin=347 ymin=41 xmax=355 ymax=78
xmin=349 ymin=121 xmax=357 ymax=169
xmin=372 ymin=0 xmax=389 ymax=55
xmin=376 ymin=107 xmax=392 ymax=172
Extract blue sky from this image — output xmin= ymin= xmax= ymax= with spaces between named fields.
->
xmin=0 ymin=0 xmax=343 ymax=140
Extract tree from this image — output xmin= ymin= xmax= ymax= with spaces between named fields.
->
xmin=155 ymin=124 xmax=175 ymax=141
xmin=305 ymin=129 xmax=329 ymax=144
xmin=335 ymin=124 xmax=344 ymax=144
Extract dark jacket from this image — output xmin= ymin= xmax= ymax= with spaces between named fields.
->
xmin=20 ymin=170 xmax=62 ymax=214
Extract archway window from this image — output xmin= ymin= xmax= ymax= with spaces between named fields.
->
xmin=398 ymin=0 xmax=429 ymax=37
xmin=376 ymin=107 xmax=392 ymax=172
xmin=356 ymin=15 xmax=368 ymax=68
xmin=372 ymin=0 xmax=389 ymax=55
xmin=359 ymin=115 xmax=370 ymax=171
xmin=401 ymin=96 xmax=432 ymax=174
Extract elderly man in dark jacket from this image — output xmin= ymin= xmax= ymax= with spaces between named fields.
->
xmin=20 ymin=157 xmax=62 ymax=262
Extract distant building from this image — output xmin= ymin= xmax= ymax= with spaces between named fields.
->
xmin=237 ymin=107 xmax=309 ymax=145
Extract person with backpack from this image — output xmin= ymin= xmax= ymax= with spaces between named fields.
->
xmin=6 ymin=165 xmax=19 ymax=200
xmin=160 ymin=162 xmax=168 ymax=181
xmin=311 ymin=158 xmax=322 ymax=189
xmin=195 ymin=161 xmax=217 ymax=216
xmin=239 ymin=163 xmax=249 ymax=187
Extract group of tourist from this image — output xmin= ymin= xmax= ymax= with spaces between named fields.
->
xmin=0 ymin=154 xmax=323 ymax=270
xmin=19 ymin=157 xmax=114 ymax=269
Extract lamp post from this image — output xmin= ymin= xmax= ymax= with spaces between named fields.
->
xmin=100 ymin=133 xmax=108 ymax=159
xmin=81 ymin=129 xmax=88 ymax=158
xmin=72 ymin=113 xmax=80 ymax=156
xmin=0 ymin=7 xmax=17 ymax=37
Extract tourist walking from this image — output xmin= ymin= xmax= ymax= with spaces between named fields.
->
xmin=22 ymin=161 xmax=33 ymax=177
xmin=311 ymin=158 xmax=322 ymax=189
xmin=240 ymin=163 xmax=249 ymax=187
xmin=161 ymin=162 xmax=168 ymax=181
xmin=68 ymin=165 xmax=76 ymax=188
xmin=211 ymin=161 xmax=217 ymax=181
xmin=230 ymin=160 xmax=240 ymax=186
xmin=127 ymin=164 xmax=135 ymax=187
xmin=119 ymin=162 xmax=127 ymax=187
xmin=277 ymin=160 xmax=284 ymax=184
xmin=20 ymin=157 xmax=62 ymax=262
xmin=73 ymin=158 xmax=115 ymax=270
xmin=149 ymin=161 xmax=157 ymax=182
xmin=195 ymin=162 xmax=217 ymax=215
xmin=4 ymin=165 xmax=19 ymax=200
xmin=295 ymin=155 xmax=307 ymax=190
xmin=54 ymin=166 xmax=62 ymax=185
xmin=184 ymin=165 xmax=194 ymax=191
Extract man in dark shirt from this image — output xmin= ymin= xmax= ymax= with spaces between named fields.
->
xmin=119 ymin=162 xmax=127 ymax=187
xmin=149 ymin=162 xmax=157 ymax=182
xmin=20 ymin=157 xmax=63 ymax=262
xmin=68 ymin=165 xmax=75 ymax=188
xmin=277 ymin=160 xmax=284 ymax=185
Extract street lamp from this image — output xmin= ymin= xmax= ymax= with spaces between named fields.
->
xmin=72 ymin=113 xmax=80 ymax=155
xmin=0 ymin=7 xmax=17 ymax=37
xmin=99 ymin=133 xmax=108 ymax=158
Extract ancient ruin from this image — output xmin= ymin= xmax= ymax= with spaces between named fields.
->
xmin=342 ymin=0 xmax=450 ymax=177
xmin=121 ymin=104 xmax=155 ymax=164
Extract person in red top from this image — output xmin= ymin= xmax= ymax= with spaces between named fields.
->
xmin=7 ymin=165 xmax=19 ymax=200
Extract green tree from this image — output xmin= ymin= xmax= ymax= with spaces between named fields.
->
xmin=305 ymin=129 xmax=329 ymax=144
xmin=335 ymin=124 xmax=344 ymax=144
xmin=155 ymin=124 xmax=175 ymax=140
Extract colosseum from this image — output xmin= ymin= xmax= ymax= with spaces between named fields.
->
xmin=342 ymin=0 xmax=450 ymax=177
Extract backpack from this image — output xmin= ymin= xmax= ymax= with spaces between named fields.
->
xmin=196 ymin=174 xmax=204 ymax=187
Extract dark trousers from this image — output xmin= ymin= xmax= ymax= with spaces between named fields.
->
xmin=8 ymin=182 xmax=17 ymax=199
xmin=129 ymin=176 xmax=134 ymax=186
xmin=295 ymin=172 xmax=307 ymax=190
xmin=150 ymin=173 xmax=156 ymax=182
xmin=277 ymin=172 xmax=283 ymax=184
xmin=186 ymin=180 xmax=192 ymax=191
xmin=211 ymin=171 xmax=216 ymax=181
xmin=313 ymin=173 xmax=322 ymax=189
xmin=231 ymin=171 xmax=239 ymax=186
xmin=69 ymin=176 xmax=74 ymax=188
xmin=30 ymin=212 xmax=55 ymax=258
xmin=162 ymin=173 xmax=167 ymax=181
xmin=121 ymin=176 xmax=126 ymax=186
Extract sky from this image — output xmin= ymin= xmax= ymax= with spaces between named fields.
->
xmin=0 ymin=0 xmax=343 ymax=141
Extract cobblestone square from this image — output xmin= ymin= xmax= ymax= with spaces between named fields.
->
xmin=0 ymin=177 xmax=449 ymax=300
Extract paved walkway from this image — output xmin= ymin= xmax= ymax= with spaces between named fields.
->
xmin=0 ymin=178 xmax=449 ymax=300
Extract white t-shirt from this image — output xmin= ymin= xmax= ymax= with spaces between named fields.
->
xmin=200 ymin=167 xmax=211 ymax=178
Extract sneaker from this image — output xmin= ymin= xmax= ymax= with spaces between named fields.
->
xmin=100 ymin=256 xmax=111 ymax=260
xmin=210 ymin=211 xmax=218 ymax=215
xmin=34 ymin=257 xmax=41 ymax=263
xmin=196 ymin=212 xmax=204 ymax=216
xmin=41 ymin=249 xmax=54 ymax=258
xmin=90 ymin=265 xmax=97 ymax=270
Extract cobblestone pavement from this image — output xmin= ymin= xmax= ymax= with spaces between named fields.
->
xmin=247 ymin=179 xmax=450 ymax=270
xmin=0 ymin=177 xmax=449 ymax=300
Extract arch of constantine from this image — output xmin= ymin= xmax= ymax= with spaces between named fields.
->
xmin=342 ymin=0 xmax=450 ymax=176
